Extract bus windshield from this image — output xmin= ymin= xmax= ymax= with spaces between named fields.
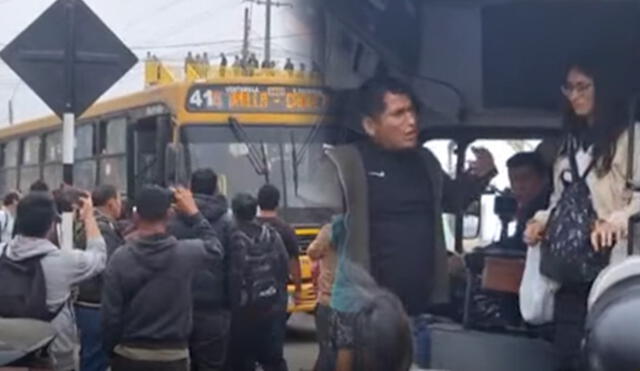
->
xmin=181 ymin=124 xmax=332 ymax=225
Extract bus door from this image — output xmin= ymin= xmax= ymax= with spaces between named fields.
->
xmin=127 ymin=114 xmax=172 ymax=198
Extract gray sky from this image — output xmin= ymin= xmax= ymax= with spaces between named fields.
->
xmin=0 ymin=0 xmax=310 ymax=124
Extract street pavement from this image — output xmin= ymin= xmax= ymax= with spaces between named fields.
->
xmin=285 ymin=312 xmax=318 ymax=371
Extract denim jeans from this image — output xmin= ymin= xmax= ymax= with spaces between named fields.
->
xmin=410 ymin=314 xmax=433 ymax=369
xmin=75 ymin=305 xmax=109 ymax=371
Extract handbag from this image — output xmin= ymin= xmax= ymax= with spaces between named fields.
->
xmin=519 ymin=245 xmax=559 ymax=325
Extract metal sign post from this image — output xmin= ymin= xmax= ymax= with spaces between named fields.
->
xmin=1 ymin=0 xmax=137 ymax=250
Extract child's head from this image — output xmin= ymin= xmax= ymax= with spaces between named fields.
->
xmin=344 ymin=264 xmax=413 ymax=371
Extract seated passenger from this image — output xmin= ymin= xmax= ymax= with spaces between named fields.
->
xmin=505 ymin=151 xmax=551 ymax=250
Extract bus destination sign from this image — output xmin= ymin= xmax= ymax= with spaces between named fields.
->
xmin=186 ymin=84 xmax=327 ymax=114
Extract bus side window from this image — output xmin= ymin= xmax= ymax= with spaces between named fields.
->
xmin=75 ymin=124 xmax=97 ymax=190
xmin=99 ymin=118 xmax=127 ymax=191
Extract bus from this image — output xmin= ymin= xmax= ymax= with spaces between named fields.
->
xmin=0 ymin=59 xmax=329 ymax=314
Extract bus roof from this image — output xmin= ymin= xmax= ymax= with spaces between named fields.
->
xmin=0 ymin=77 xmax=327 ymax=140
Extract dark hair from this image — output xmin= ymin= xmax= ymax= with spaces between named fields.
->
xmin=14 ymin=193 xmax=56 ymax=238
xmin=257 ymin=184 xmax=280 ymax=211
xmin=358 ymin=76 xmax=418 ymax=120
xmin=53 ymin=187 xmax=86 ymax=213
xmin=29 ymin=180 xmax=49 ymax=192
xmin=339 ymin=263 xmax=413 ymax=371
xmin=135 ymin=185 xmax=171 ymax=222
xmin=562 ymin=53 xmax=631 ymax=176
xmin=232 ymin=193 xmax=258 ymax=222
xmin=92 ymin=185 xmax=119 ymax=207
xmin=3 ymin=191 xmax=20 ymax=207
xmin=190 ymin=168 xmax=218 ymax=196
xmin=506 ymin=152 xmax=549 ymax=178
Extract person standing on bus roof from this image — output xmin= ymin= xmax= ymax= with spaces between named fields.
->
xmin=185 ymin=52 xmax=195 ymax=75
xmin=317 ymin=76 xmax=497 ymax=369
xmin=220 ymin=53 xmax=228 ymax=77
xmin=284 ymin=58 xmax=294 ymax=75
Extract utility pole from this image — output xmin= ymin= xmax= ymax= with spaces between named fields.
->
xmin=8 ymin=100 xmax=13 ymax=125
xmin=245 ymin=0 xmax=292 ymax=64
xmin=242 ymin=7 xmax=250 ymax=64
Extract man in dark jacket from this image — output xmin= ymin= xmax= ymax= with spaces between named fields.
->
xmin=75 ymin=184 xmax=125 ymax=371
xmin=320 ymin=77 xmax=497 ymax=369
xmin=226 ymin=193 xmax=290 ymax=371
xmin=169 ymin=168 xmax=232 ymax=371
xmin=505 ymin=151 xmax=551 ymax=251
xmin=101 ymin=186 xmax=223 ymax=371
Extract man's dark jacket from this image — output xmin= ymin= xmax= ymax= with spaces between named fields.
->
xmin=101 ymin=213 xmax=223 ymax=353
xmin=321 ymin=144 xmax=490 ymax=306
xmin=169 ymin=194 xmax=231 ymax=311
xmin=76 ymin=209 xmax=126 ymax=304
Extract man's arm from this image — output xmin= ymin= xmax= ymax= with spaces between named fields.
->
xmin=101 ymin=257 xmax=124 ymax=355
xmin=281 ymin=225 xmax=303 ymax=299
xmin=441 ymin=171 xmax=494 ymax=214
xmin=441 ymin=147 xmax=497 ymax=213
xmin=306 ymin=224 xmax=330 ymax=261
xmin=67 ymin=196 xmax=107 ymax=284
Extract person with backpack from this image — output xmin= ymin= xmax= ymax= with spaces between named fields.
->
xmin=226 ymin=193 xmax=290 ymax=371
xmin=524 ymin=54 xmax=640 ymax=371
xmin=168 ymin=169 xmax=233 ymax=371
xmin=101 ymin=186 xmax=223 ymax=371
xmin=0 ymin=191 xmax=107 ymax=371
xmin=256 ymin=184 xmax=303 ymax=306
xmin=74 ymin=185 xmax=125 ymax=371
xmin=0 ymin=191 xmax=20 ymax=243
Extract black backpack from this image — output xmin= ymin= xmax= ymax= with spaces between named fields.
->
xmin=0 ymin=245 xmax=61 ymax=321
xmin=235 ymin=225 xmax=282 ymax=311
xmin=540 ymin=140 xmax=610 ymax=284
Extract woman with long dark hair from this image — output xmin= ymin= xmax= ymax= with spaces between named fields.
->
xmin=524 ymin=54 xmax=640 ymax=371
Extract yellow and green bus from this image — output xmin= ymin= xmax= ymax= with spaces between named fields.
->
xmin=0 ymin=60 xmax=328 ymax=313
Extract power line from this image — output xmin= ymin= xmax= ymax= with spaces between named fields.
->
xmin=129 ymin=33 xmax=310 ymax=50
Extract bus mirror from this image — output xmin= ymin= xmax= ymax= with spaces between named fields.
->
xmin=463 ymin=200 xmax=481 ymax=239
xmin=165 ymin=143 xmax=187 ymax=186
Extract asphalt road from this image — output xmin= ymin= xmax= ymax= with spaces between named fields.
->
xmin=284 ymin=312 xmax=318 ymax=371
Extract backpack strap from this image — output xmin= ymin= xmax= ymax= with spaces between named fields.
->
xmin=568 ymin=137 xmax=597 ymax=181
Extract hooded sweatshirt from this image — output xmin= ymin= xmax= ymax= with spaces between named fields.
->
xmin=168 ymin=193 xmax=231 ymax=311
xmin=101 ymin=212 xmax=223 ymax=357
xmin=1 ymin=235 xmax=107 ymax=371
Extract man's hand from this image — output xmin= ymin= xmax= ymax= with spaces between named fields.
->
xmin=524 ymin=220 xmax=546 ymax=246
xmin=468 ymin=147 xmax=496 ymax=178
xmin=77 ymin=192 xmax=95 ymax=221
xmin=591 ymin=220 xmax=623 ymax=252
xmin=173 ymin=187 xmax=199 ymax=216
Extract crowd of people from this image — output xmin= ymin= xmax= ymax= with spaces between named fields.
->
xmin=0 ymin=170 xmax=307 ymax=371
xmin=1 ymin=51 xmax=639 ymax=371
